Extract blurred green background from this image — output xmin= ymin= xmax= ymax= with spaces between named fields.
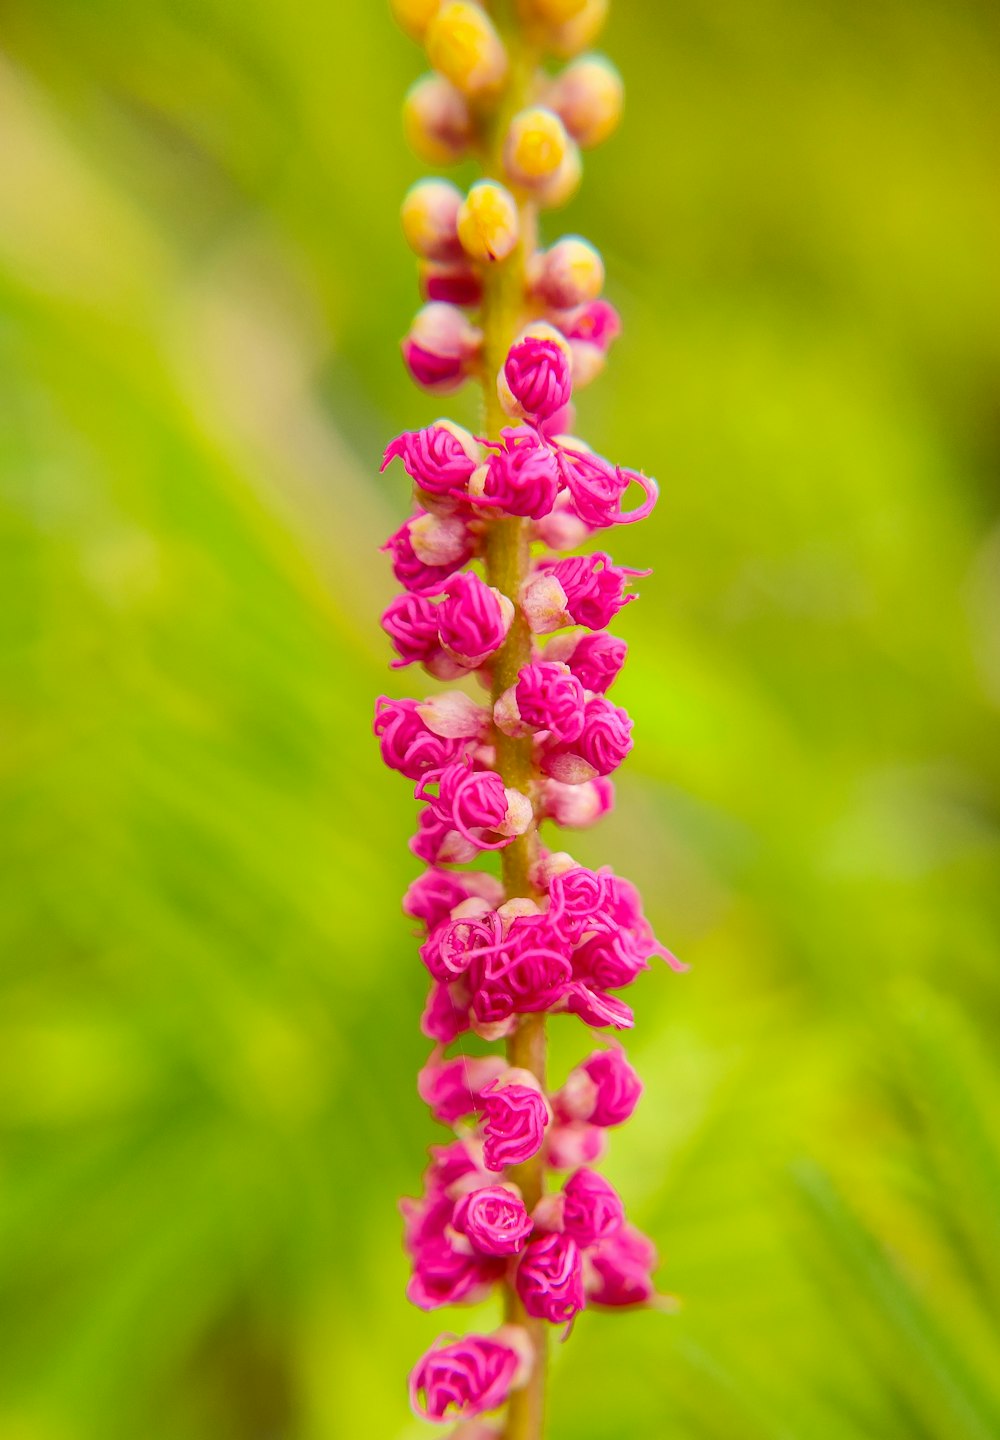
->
xmin=2 ymin=1 xmax=999 ymax=1437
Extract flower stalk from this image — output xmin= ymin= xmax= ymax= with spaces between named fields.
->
xmin=378 ymin=2 xmax=680 ymax=1435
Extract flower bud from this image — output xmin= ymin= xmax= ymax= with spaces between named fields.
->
xmin=420 ymin=260 xmax=484 ymax=307
xmin=541 ymin=775 xmax=615 ymax=828
xmin=531 ymin=235 xmax=605 ymax=308
xmin=515 ymin=1231 xmax=585 ymax=1324
xmin=534 ymin=141 xmax=582 ymax=209
xmin=504 ymin=107 xmax=571 ymax=188
xmin=498 ymin=327 xmax=573 ymax=424
xmin=562 ymin=1167 xmax=625 ymax=1247
xmin=401 ymin=178 xmax=464 ymax=262
xmin=403 ymin=73 xmax=474 ymax=165
xmin=409 ymin=1329 xmax=529 ymax=1422
xmin=457 ymin=180 xmax=520 ymax=264
xmin=452 ymin=1184 xmax=534 ymax=1256
xmin=438 ymin=572 xmax=514 ymax=667
xmin=426 ymin=2 xmax=508 ymax=98
xmin=391 ymin=0 xmax=443 ymax=40
xmin=548 ymin=54 xmax=624 ymax=149
xmin=402 ymin=302 xmax=482 ymax=394
xmin=527 ymin=0 xmax=588 ymax=20
xmin=544 ymin=0 xmax=608 ymax=57
xmin=480 ymin=1070 xmax=552 ymax=1171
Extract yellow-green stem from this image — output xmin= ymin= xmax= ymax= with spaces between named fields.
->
xmin=479 ymin=8 xmax=548 ymax=1438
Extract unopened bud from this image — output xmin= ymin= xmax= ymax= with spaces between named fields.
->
xmin=457 ymin=180 xmax=520 ymax=263
xmin=403 ymin=73 xmax=474 ymax=165
xmin=535 ymin=141 xmax=582 ymax=209
xmin=532 ymin=235 xmax=605 ymax=308
xmin=390 ymin=0 xmax=442 ymax=40
xmin=504 ymin=106 xmax=571 ymax=188
xmin=527 ymin=0 xmax=588 ymax=20
xmin=419 ymin=260 xmax=484 ymax=307
xmin=402 ymin=302 xmax=482 ymax=394
xmin=547 ymin=0 xmax=609 ymax=59
xmin=548 ymin=54 xmax=624 ymax=149
xmin=401 ymin=178 xmax=464 ymax=262
xmin=426 ymin=2 xmax=508 ymax=97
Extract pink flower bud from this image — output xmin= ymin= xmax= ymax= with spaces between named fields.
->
xmin=382 ymin=420 xmax=481 ymax=500
xmin=421 ymin=980 xmax=472 ymax=1043
xmin=547 ymin=54 xmax=624 ymax=149
xmin=409 ymin=1329 xmax=528 ymax=1421
xmin=572 ymin=928 xmax=649 ymax=989
xmin=515 ymin=1231 xmax=585 ymax=1324
xmin=467 ymin=913 xmax=573 ymax=1025
xmin=584 ymin=1223 xmax=658 ymax=1308
xmin=470 ymin=427 xmax=561 ymax=519
xmin=546 ymin=631 xmax=627 ymax=692
xmin=499 ymin=334 xmax=573 ymax=425
xmin=402 ymin=303 xmax=482 ymax=394
xmin=453 ymin=1184 xmax=534 ymax=1256
xmin=416 ymin=762 xmax=532 ymax=851
xmin=521 ymin=571 xmax=571 ymax=635
xmin=562 ymin=1168 xmax=625 ymax=1247
xmin=403 ymin=73 xmax=474 ymax=166
xmin=560 ymin=1045 xmax=643 ymax=1127
xmin=555 ymin=444 xmax=658 ymax=527
xmin=401 ymin=178 xmax=464 ymax=262
xmin=546 ymin=1121 xmax=608 ymax=1170
xmin=562 ymin=981 xmax=635 ymax=1031
xmin=532 ymin=235 xmax=605 ymax=309
xmin=480 ymin=1070 xmax=552 ymax=1171
xmin=533 ymin=494 xmax=594 ymax=552
xmin=534 ymin=552 xmax=647 ymax=630
xmin=374 ymin=696 xmax=474 ymax=780
xmin=540 ymin=775 xmax=615 ymax=827
xmin=418 ymin=1049 xmax=508 ymax=1125
xmin=381 ymin=593 xmax=441 ymax=668
xmin=382 ymin=513 xmax=475 ymax=596
xmin=495 ymin=661 xmax=586 ymax=742
xmin=404 ymin=868 xmax=504 ymax=933
xmin=408 ymin=1234 xmax=503 ymax=1310
xmin=438 ymin=573 xmax=514 ymax=667
xmin=421 ymin=260 xmax=484 ymax=307
xmin=541 ymin=695 xmax=634 ymax=783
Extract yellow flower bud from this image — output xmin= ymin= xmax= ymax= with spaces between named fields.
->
xmin=548 ymin=54 xmax=624 ymax=148
xmin=401 ymin=178 xmax=464 ymax=262
xmin=457 ymin=180 xmax=520 ymax=264
xmin=390 ymin=0 xmax=443 ymax=41
xmin=547 ymin=0 xmax=609 ymax=60
xmin=426 ymin=2 xmax=508 ymax=97
xmin=535 ymin=142 xmax=582 ymax=209
xmin=526 ymin=0 xmax=588 ymax=21
xmin=532 ymin=235 xmax=605 ymax=308
xmin=403 ymin=74 xmax=474 ymax=165
xmin=503 ymin=107 xmax=571 ymax=188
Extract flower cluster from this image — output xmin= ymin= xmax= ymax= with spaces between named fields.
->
xmin=381 ymin=1 xmax=679 ymax=1430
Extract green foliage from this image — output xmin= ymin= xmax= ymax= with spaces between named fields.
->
xmin=1 ymin=2 xmax=998 ymax=1436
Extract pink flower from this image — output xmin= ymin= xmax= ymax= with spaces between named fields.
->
xmin=540 ymin=776 xmax=615 ymax=828
xmin=416 ymin=763 xmax=532 ymax=851
xmin=555 ymin=445 xmax=658 ymax=528
xmin=471 ymin=427 xmax=561 ymax=519
xmin=418 ymin=1049 xmax=508 ymax=1125
xmin=404 ymin=870 xmax=505 ymax=933
xmin=382 ymin=421 xmax=480 ymax=500
xmin=562 ymin=981 xmax=635 ymax=1031
xmin=480 ymin=1071 xmax=552 ymax=1171
xmin=541 ymin=695 xmax=634 ymax=783
xmin=468 ymin=914 xmax=573 ymax=1025
xmin=409 ymin=1329 xmax=530 ymax=1421
xmin=374 ymin=697 xmax=472 ymax=780
xmin=453 ymin=1184 xmax=534 ymax=1256
xmin=402 ymin=303 xmax=482 ymax=394
xmin=545 ymin=865 xmax=617 ymax=942
xmin=545 ymin=1121 xmax=608 ymax=1171
xmin=408 ymin=1234 xmax=503 ymax=1310
xmin=499 ymin=335 xmax=572 ymax=424
xmin=515 ymin=1231 xmax=585 ymax=1324
xmin=381 ymin=593 xmax=441 ymax=669
xmin=438 ymin=573 xmax=514 ymax=667
xmin=383 ymin=512 xmax=476 ymax=596
xmin=523 ymin=553 xmax=648 ymax=633
xmin=562 ymin=1168 xmax=625 ymax=1248
xmin=584 ymin=1223 xmax=659 ymax=1309
xmin=421 ymin=260 xmax=485 ymax=307
xmin=546 ymin=631 xmax=627 ymax=693
xmin=556 ymin=1046 xmax=643 ymax=1128
xmin=494 ymin=660 xmax=586 ymax=742
xmin=572 ymin=929 xmax=649 ymax=990
xmin=421 ymin=980 xmax=472 ymax=1043
xmin=422 ymin=907 xmax=502 ymax=981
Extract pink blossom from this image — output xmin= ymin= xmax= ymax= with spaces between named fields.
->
xmin=416 ymin=763 xmax=532 ymax=851
xmin=541 ymin=696 xmax=634 ymax=783
xmin=408 ymin=1234 xmax=503 ymax=1310
xmin=471 ymin=427 xmax=561 ymax=519
xmin=480 ymin=1071 xmax=552 ymax=1171
xmin=571 ymin=929 xmax=650 ymax=990
xmin=494 ymin=660 xmax=586 ymax=742
xmin=533 ymin=493 xmax=594 ymax=552
xmin=468 ymin=923 xmax=573 ymax=1024
xmin=556 ymin=445 xmax=658 ymax=528
xmin=562 ymin=981 xmax=635 ymax=1031
xmin=382 ymin=421 xmax=480 ymax=500
xmin=540 ymin=776 xmax=615 ymax=828
xmin=546 ymin=1121 xmax=608 ymax=1171
xmin=421 ymin=980 xmax=472 ymax=1043
xmin=546 ymin=631 xmax=627 ymax=693
xmin=556 ymin=1046 xmax=643 ymax=1128
xmin=438 ymin=573 xmax=514 ymax=667
xmin=402 ymin=303 xmax=482 ymax=394
xmin=383 ymin=512 xmax=476 ymax=596
xmin=421 ymin=260 xmax=484 ymax=307
xmin=374 ymin=697 xmax=472 ymax=779
xmin=452 ymin=1184 xmax=534 ymax=1256
xmin=422 ymin=908 xmax=504 ymax=982
xmin=409 ymin=1329 xmax=529 ymax=1421
xmin=584 ymin=1223 xmax=659 ymax=1309
xmin=515 ymin=1231 xmax=585 ymax=1324
xmin=404 ymin=870 xmax=505 ymax=933
xmin=418 ymin=1049 xmax=508 ymax=1125
xmin=562 ymin=1168 xmax=625 ymax=1248
xmin=545 ymin=865 xmax=617 ymax=942
xmin=411 ymin=808 xmax=480 ymax=868
xmin=381 ymin=593 xmax=441 ymax=669
xmin=500 ymin=335 xmax=572 ymax=424
xmin=560 ymin=298 xmax=621 ymax=352
xmin=542 ymin=553 xmax=648 ymax=631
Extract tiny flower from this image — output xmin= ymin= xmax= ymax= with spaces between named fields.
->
xmin=438 ymin=572 xmax=514 ymax=667
xmin=402 ymin=302 xmax=482 ymax=394
xmin=584 ymin=1223 xmax=659 ymax=1308
xmin=469 ymin=427 xmax=561 ymax=519
xmin=422 ymin=979 xmax=472 ymax=1043
xmin=515 ymin=1231 xmax=585 ymax=1324
xmin=403 ymin=73 xmax=474 ymax=165
xmin=494 ymin=660 xmax=586 ymax=742
xmin=533 ymin=494 xmax=594 ymax=552
xmin=503 ymin=106 xmax=571 ymax=188
xmin=426 ymin=2 xmax=509 ymax=97
xmin=374 ymin=696 xmax=473 ymax=779
xmin=381 ymin=593 xmax=441 ymax=668
xmin=499 ymin=332 xmax=573 ymax=425
xmin=468 ymin=914 xmax=573 ymax=1024
xmin=554 ymin=443 xmax=658 ymax=527
xmin=418 ymin=1048 xmax=508 ymax=1124
xmin=408 ymin=1234 xmax=503 ymax=1310
xmin=540 ymin=775 xmax=615 ymax=827
xmin=409 ymin=1328 xmax=531 ymax=1421
xmin=545 ymin=1121 xmax=608 ymax=1170
xmin=382 ymin=512 xmax=475 ymax=596
xmin=526 ymin=552 xmax=647 ymax=632
xmin=541 ymin=695 xmax=634 ymax=783
xmin=546 ymin=0 xmax=609 ymax=59
xmin=422 ymin=905 xmax=503 ymax=981
xmin=531 ymin=235 xmax=605 ymax=309
xmin=401 ymin=178 xmax=464 ymax=262
xmin=416 ymin=762 xmax=532 ymax=850
xmin=534 ymin=140 xmax=582 ymax=209
xmin=457 ymin=180 xmax=520 ymax=264
xmin=382 ymin=419 xmax=480 ymax=502
xmin=390 ymin=0 xmax=444 ymax=41
xmin=562 ymin=980 xmax=635 ymax=1031
xmin=547 ymin=54 xmax=625 ymax=149
xmin=572 ymin=928 xmax=649 ymax=989
xmin=558 ymin=298 xmax=622 ymax=385
xmin=421 ymin=260 xmax=484 ymax=307
xmin=561 ymin=1168 xmax=625 ymax=1247
xmin=557 ymin=1045 xmax=643 ymax=1127
xmin=403 ymin=868 xmax=504 ymax=932
xmin=453 ymin=1184 xmax=534 ymax=1256
xmin=545 ymin=630 xmax=627 ymax=692
xmin=480 ymin=1070 xmax=552 ymax=1171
